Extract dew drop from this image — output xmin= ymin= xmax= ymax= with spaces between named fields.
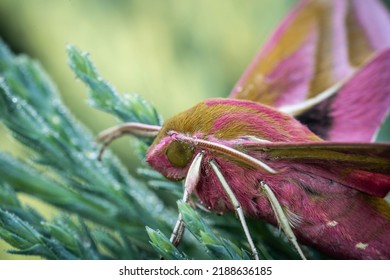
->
xmin=112 ymin=183 xmax=121 ymax=191
xmin=85 ymin=150 xmax=98 ymax=160
xmin=11 ymin=97 xmax=18 ymax=103
xmin=70 ymin=137 xmax=79 ymax=146
xmin=51 ymin=115 xmax=61 ymax=125
xmin=41 ymin=126 xmax=50 ymax=135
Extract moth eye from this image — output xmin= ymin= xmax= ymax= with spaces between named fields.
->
xmin=165 ymin=141 xmax=194 ymax=167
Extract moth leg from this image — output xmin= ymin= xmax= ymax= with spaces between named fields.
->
xmin=260 ymin=181 xmax=306 ymax=260
xmin=96 ymin=123 xmax=161 ymax=160
xmin=170 ymin=151 xmax=204 ymax=247
xmin=209 ymin=159 xmax=260 ymax=260
xmin=170 ymin=189 xmax=189 ymax=246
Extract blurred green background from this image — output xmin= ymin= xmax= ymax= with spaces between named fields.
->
xmin=0 ymin=0 xmax=389 ymax=259
xmin=0 ymin=0 xmax=295 ymax=259
xmin=0 ymin=0 xmax=296 ymax=162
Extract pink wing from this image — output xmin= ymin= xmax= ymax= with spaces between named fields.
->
xmin=297 ymin=49 xmax=390 ymax=141
xmin=229 ymin=0 xmax=390 ymax=141
xmin=246 ymin=141 xmax=390 ymax=198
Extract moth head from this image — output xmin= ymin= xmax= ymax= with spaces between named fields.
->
xmin=146 ymin=130 xmax=196 ymax=180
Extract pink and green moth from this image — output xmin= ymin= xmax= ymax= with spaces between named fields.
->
xmin=98 ymin=0 xmax=390 ymax=259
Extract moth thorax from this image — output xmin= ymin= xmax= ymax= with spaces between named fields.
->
xmin=165 ymin=140 xmax=195 ymax=167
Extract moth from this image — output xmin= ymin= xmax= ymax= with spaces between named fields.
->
xmin=98 ymin=0 xmax=390 ymax=259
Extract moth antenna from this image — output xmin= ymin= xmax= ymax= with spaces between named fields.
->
xmin=170 ymin=151 xmax=204 ymax=247
xmin=209 ymin=159 xmax=260 ymax=260
xmin=170 ymin=132 xmax=278 ymax=174
xmin=260 ymin=182 xmax=306 ymax=260
xmin=96 ymin=123 xmax=161 ymax=160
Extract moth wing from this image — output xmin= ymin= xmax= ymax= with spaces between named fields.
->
xmin=229 ymin=0 xmax=390 ymax=121
xmin=247 ymin=141 xmax=390 ymax=197
xmin=295 ymin=49 xmax=390 ymax=141
xmin=230 ymin=0 xmax=324 ymax=105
